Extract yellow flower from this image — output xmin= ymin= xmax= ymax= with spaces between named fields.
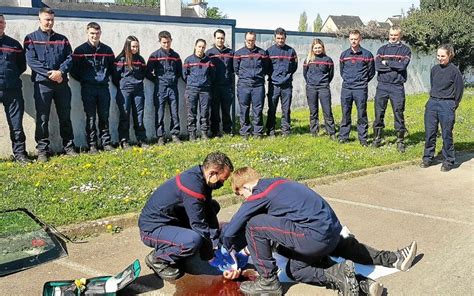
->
xmin=83 ymin=163 xmax=92 ymax=169
xmin=6 ymin=163 xmax=13 ymax=167
xmin=106 ymin=224 xmax=113 ymax=231
xmin=35 ymin=181 xmax=41 ymax=187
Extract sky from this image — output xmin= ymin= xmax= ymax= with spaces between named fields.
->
xmin=205 ymin=0 xmax=419 ymax=31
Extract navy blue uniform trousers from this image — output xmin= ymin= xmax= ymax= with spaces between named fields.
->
xmin=140 ymin=200 xmax=220 ymax=264
xmin=266 ymin=84 xmax=292 ymax=136
xmin=185 ymin=86 xmax=210 ymax=134
xmin=245 ymin=214 xmax=340 ymax=279
xmin=237 ymin=84 xmax=264 ymax=136
xmin=306 ymin=86 xmax=336 ymax=136
xmin=34 ymin=81 xmax=75 ymax=153
xmin=116 ymin=86 xmax=146 ymax=143
xmin=81 ymin=86 xmax=112 ymax=147
xmin=423 ymin=98 xmax=456 ymax=166
xmin=210 ymin=84 xmax=234 ymax=135
xmin=339 ymin=87 xmax=368 ymax=142
xmin=373 ymin=83 xmax=406 ymax=132
xmin=155 ymin=84 xmax=180 ymax=137
xmin=0 ymin=88 xmax=26 ymax=157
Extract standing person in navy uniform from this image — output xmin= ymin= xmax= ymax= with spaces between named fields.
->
xmin=266 ymin=28 xmax=298 ymax=137
xmin=139 ymin=151 xmax=234 ymax=280
xmin=303 ymin=38 xmax=336 ymax=140
xmin=24 ymin=7 xmax=77 ymax=162
xmin=112 ymin=36 xmax=147 ymax=149
xmin=220 ymin=167 xmax=418 ymax=296
xmin=234 ymin=31 xmax=270 ymax=139
xmin=0 ymin=15 xmax=29 ymax=163
xmin=373 ymin=26 xmax=411 ymax=152
xmin=421 ymin=44 xmax=464 ymax=172
xmin=146 ymin=31 xmax=182 ymax=145
xmin=182 ymin=39 xmax=215 ymax=141
xmin=338 ymin=30 xmax=375 ymax=146
xmin=207 ymin=29 xmax=234 ymax=138
xmin=71 ymin=22 xmax=115 ymax=154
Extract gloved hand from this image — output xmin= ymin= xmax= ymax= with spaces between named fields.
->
xmin=209 ymin=246 xmax=235 ymax=272
xmin=235 ymin=250 xmax=249 ymax=269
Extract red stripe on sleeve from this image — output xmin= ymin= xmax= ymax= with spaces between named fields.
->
xmin=176 ymin=174 xmax=205 ymax=200
xmin=246 ymin=179 xmax=289 ymax=202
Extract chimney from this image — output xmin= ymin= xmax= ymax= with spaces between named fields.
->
xmin=160 ymin=0 xmax=182 ymax=17
xmin=188 ymin=0 xmax=208 ymax=18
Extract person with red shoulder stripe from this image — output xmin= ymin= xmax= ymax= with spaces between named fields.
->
xmin=139 ymin=151 xmax=233 ymax=281
xmin=303 ymin=38 xmax=336 ymax=140
xmin=112 ymin=36 xmax=147 ymax=149
xmin=71 ymin=22 xmax=115 ymax=153
xmin=182 ymin=39 xmax=215 ymax=141
xmin=0 ymin=14 xmax=29 ymax=163
xmin=24 ymin=7 xmax=77 ymax=162
xmin=146 ymin=31 xmax=182 ymax=145
xmin=221 ymin=167 xmax=417 ymax=296
xmin=373 ymin=26 xmax=412 ymax=152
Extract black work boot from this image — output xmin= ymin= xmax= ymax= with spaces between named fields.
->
xmin=372 ymin=128 xmax=383 ymax=148
xmin=240 ymin=274 xmax=283 ymax=296
xmin=357 ymin=275 xmax=383 ymax=296
xmin=323 ymin=260 xmax=359 ymax=296
xmin=145 ymin=251 xmax=182 ymax=281
xmin=396 ymin=131 xmax=406 ymax=153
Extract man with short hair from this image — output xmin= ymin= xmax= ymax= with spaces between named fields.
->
xmin=266 ymin=27 xmax=298 ymax=137
xmin=207 ymin=29 xmax=234 ymax=138
xmin=373 ymin=26 xmax=411 ymax=152
xmin=71 ymin=22 xmax=115 ymax=153
xmin=24 ymin=7 xmax=77 ymax=162
xmin=0 ymin=15 xmax=29 ymax=163
xmin=139 ymin=151 xmax=234 ymax=280
xmin=338 ymin=30 xmax=375 ymax=146
xmin=146 ymin=30 xmax=182 ymax=145
xmin=234 ymin=31 xmax=270 ymax=139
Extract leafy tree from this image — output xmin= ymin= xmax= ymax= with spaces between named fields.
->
xmin=402 ymin=2 xmax=474 ymax=72
xmin=115 ymin=0 xmax=160 ymax=6
xmin=298 ymin=11 xmax=308 ymax=32
xmin=313 ymin=13 xmax=323 ymax=32
xmin=206 ymin=6 xmax=227 ymax=19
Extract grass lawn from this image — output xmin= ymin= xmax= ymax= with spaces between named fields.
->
xmin=0 ymin=91 xmax=472 ymax=227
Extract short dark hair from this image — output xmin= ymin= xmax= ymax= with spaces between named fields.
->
xmin=245 ymin=31 xmax=256 ymax=39
xmin=159 ymin=30 xmax=172 ymax=40
xmin=39 ymin=7 xmax=55 ymax=15
xmin=87 ymin=22 xmax=101 ymax=31
xmin=349 ymin=29 xmax=361 ymax=36
xmin=214 ymin=29 xmax=225 ymax=37
xmin=195 ymin=38 xmax=206 ymax=46
xmin=203 ymin=151 xmax=234 ymax=172
xmin=275 ymin=27 xmax=286 ymax=37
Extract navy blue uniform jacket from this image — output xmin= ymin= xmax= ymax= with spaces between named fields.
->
xmin=112 ymin=53 xmax=146 ymax=89
xmin=339 ymin=46 xmax=375 ymax=89
xmin=206 ymin=46 xmax=234 ymax=86
xmin=267 ymin=44 xmax=298 ymax=86
xmin=430 ymin=63 xmax=464 ymax=108
xmin=375 ymin=42 xmax=411 ymax=85
xmin=24 ymin=28 xmax=73 ymax=83
xmin=146 ymin=48 xmax=182 ymax=86
xmin=71 ymin=41 xmax=115 ymax=86
xmin=303 ymin=54 xmax=334 ymax=88
xmin=138 ymin=166 xmax=219 ymax=252
xmin=234 ymin=46 xmax=269 ymax=87
xmin=0 ymin=34 xmax=26 ymax=89
xmin=182 ymin=54 xmax=215 ymax=89
xmin=222 ymin=178 xmax=342 ymax=251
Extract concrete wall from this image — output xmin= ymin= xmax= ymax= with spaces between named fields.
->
xmin=0 ymin=8 xmax=234 ymax=157
xmin=234 ymin=29 xmax=434 ymax=109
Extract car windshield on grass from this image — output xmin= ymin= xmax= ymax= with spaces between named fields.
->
xmin=0 ymin=208 xmax=67 ymax=276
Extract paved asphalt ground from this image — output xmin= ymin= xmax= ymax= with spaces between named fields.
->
xmin=1 ymin=153 xmax=473 ymax=295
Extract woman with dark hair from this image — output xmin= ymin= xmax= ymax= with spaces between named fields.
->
xmin=421 ymin=44 xmax=464 ymax=172
xmin=303 ymin=39 xmax=336 ymax=140
xmin=113 ymin=35 xmax=148 ymax=149
xmin=182 ymin=39 xmax=215 ymax=141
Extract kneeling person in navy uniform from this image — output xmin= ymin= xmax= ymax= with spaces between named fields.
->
xmin=139 ymin=151 xmax=233 ymax=280
xmin=221 ymin=167 xmax=417 ymax=296
xmin=71 ymin=22 xmax=115 ymax=153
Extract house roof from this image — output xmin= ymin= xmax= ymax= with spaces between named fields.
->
xmin=386 ymin=17 xmax=402 ymax=26
xmin=326 ymin=15 xmax=364 ymax=29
